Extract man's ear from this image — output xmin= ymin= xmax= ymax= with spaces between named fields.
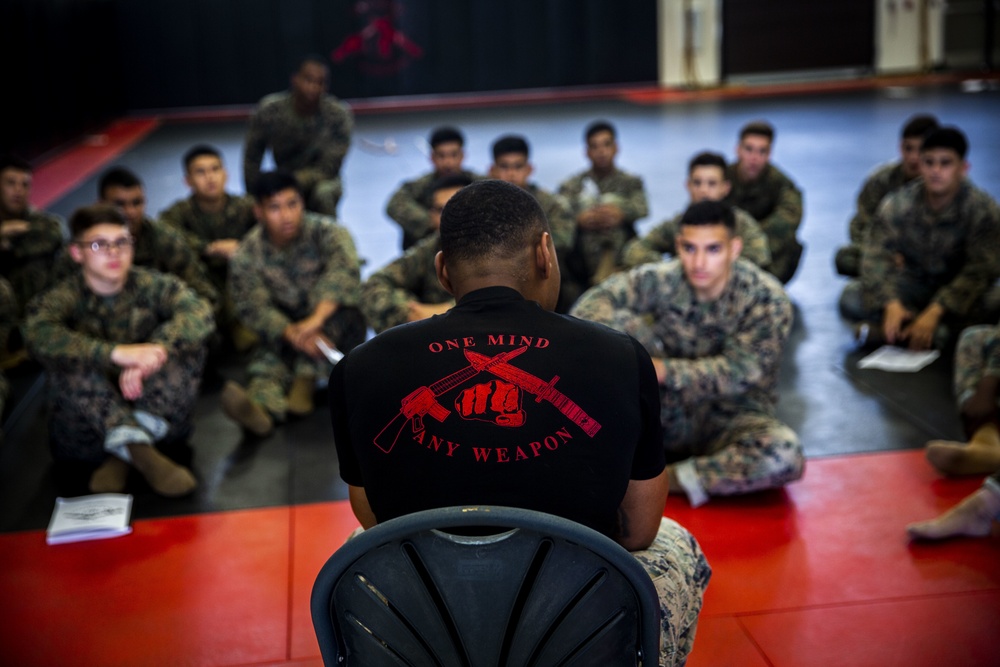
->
xmin=729 ymin=236 xmax=744 ymax=261
xmin=535 ymin=232 xmax=554 ymax=279
xmin=720 ymin=180 xmax=732 ymax=199
xmin=435 ymin=250 xmax=455 ymax=295
xmin=68 ymin=243 xmax=84 ymax=264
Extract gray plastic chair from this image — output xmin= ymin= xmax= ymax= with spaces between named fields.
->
xmin=310 ymin=505 xmax=660 ymax=666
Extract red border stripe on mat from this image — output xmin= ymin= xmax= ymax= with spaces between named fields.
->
xmin=31 ymin=118 xmax=161 ymax=210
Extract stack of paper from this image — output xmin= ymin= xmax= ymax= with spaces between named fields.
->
xmin=857 ymin=345 xmax=940 ymax=372
xmin=46 ymin=494 xmax=133 ymax=545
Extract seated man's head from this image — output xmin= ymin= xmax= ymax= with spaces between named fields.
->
xmin=676 ymin=200 xmax=742 ymax=302
xmin=899 ymin=114 xmax=939 ymax=179
xmin=99 ymin=167 xmax=146 ymax=233
xmin=0 ymin=153 xmax=33 ymax=218
xmin=429 ymin=126 xmax=465 ymax=177
xmin=291 ymin=55 xmax=329 ymax=110
xmin=919 ymin=126 xmax=968 ymax=200
xmin=253 ymin=170 xmax=305 ymax=247
xmin=183 ymin=144 xmax=228 ymax=203
xmin=735 ymin=120 xmax=775 ymax=183
xmin=68 ymin=204 xmax=133 ymax=292
xmin=436 ymin=179 xmax=559 ymax=310
xmin=489 ymin=135 xmax=533 ymax=189
xmin=686 ymin=151 xmax=731 ymax=204
xmin=584 ymin=120 xmax=617 ymax=174
xmin=428 ymin=173 xmax=474 ymax=232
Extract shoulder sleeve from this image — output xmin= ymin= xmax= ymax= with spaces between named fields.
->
xmin=628 ymin=335 xmax=666 ymax=480
xmin=330 ymin=356 xmax=364 ymax=486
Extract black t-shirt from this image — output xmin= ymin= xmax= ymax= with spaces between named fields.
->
xmin=330 ymin=286 xmax=664 ymax=539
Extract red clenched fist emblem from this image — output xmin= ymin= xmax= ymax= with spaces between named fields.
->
xmin=454 ymin=380 xmax=525 ymax=427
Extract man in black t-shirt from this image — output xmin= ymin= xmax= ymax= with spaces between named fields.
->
xmin=330 ymin=179 xmax=710 ymax=666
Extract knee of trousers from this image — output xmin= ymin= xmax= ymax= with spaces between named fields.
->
xmin=838 ymin=280 xmax=867 ymax=320
xmin=758 ymin=424 xmax=805 ymax=484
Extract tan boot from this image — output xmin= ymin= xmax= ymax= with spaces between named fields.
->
xmin=127 ymin=443 xmax=197 ymax=497
xmin=287 ymin=375 xmax=316 ymax=416
xmin=221 ymin=381 xmax=274 ymax=437
xmin=89 ymin=457 xmax=129 ymax=494
xmin=230 ymin=322 xmax=259 ymax=353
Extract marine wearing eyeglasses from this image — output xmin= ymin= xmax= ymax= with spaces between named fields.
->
xmin=24 ymin=204 xmax=215 ymax=497
xmin=52 ymin=167 xmax=219 ymax=314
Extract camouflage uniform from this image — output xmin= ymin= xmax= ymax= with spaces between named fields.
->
xmin=159 ymin=194 xmax=258 ymax=333
xmin=0 ymin=207 xmax=64 ymax=319
xmin=836 ymin=161 xmax=912 ymax=277
xmin=843 ymin=180 xmax=1000 ymax=335
xmin=724 ymin=163 xmax=803 ymax=284
xmin=361 ymin=234 xmax=452 ymax=334
xmin=23 ymin=268 xmax=214 ymax=462
xmin=54 ymin=217 xmax=219 ymax=312
xmin=571 ymin=259 xmax=803 ymax=505
xmin=229 ymin=213 xmax=365 ymax=418
xmin=621 ymin=206 xmax=772 ymax=270
xmin=526 ymin=183 xmax=581 ymax=313
xmin=953 ymin=321 xmax=1000 ymax=412
xmin=243 ymin=92 xmax=353 ymax=215
xmin=557 ymin=167 xmax=649 ymax=285
xmin=386 ymin=169 xmax=482 ymax=250
xmin=632 ymin=517 xmax=712 ymax=666
xmin=0 ymin=277 xmax=17 ymax=420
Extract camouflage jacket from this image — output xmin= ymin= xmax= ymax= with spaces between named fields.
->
xmin=861 ymin=180 xmax=1000 ymax=316
xmin=229 ymin=213 xmax=361 ymax=347
xmin=570 ymin=259 xmax=792 ymax=412
xmin=528 ymin=183 xmax=575 ymax=253
xmin=621 ymin=206 xmax=772 ymax=269
xmin=243 ymin=91 xmax=353 ymax=191
xmin=724 ymin=163 xmax=803 ymax=259
xmin=54 ymin=217 xmax=219 ymax=307
xmin=0 ymin=276 xmax=17 ymax=354
xmin=385 ymin=169 xmax=482 ymax=247
xmin=0 ymin=207 xmax=65 ymax=316
xmin=558 ymin=166 xmax=649 ymax=228
xmin=361 ymin=234 xmax=452 ymax=334
xmin=24 ymin=267 xmax=214 ymax=373
xmin=158 ymin=193 xmax=257 ymax=271
xmin=849 ymin=161 xmax=913 ymax=245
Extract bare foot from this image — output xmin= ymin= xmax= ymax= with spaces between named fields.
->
xmin=907 ymin=487 xmax=1000 ymax=540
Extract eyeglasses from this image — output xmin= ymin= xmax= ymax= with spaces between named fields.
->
xmin=76 ymin=237 xmax=134 ymax=255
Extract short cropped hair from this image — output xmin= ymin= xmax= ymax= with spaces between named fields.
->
xmin=430 ymin=173 xmax=475 ymax=195
xmin=739 ymin=120 xmax=775 ymax=142
xmin=680 ymin=200 xmax=736 ymax=232
xmin=0 ymin=153 xmax=32 ymax=174
xmin=901 ymin=114 xmax=939 ymax=140
xmin=440 ymin=180 xmax=549 ymax=264
xmin=297 ymin=54 xmax=329 ymax=71
xmin=492 ymin=135 xmax=530 ymax=161
xmin=921 ymin=126 xmax=968 ymax=159
xmin=688 ymin=151 xmax=728 ymax=174
xmin=98 ymin=167 xmax=143 ymax=198
xmin=182 ymin=144 xmax=223 ymax=171
xmin=70 ymin=204 xmax=128 ymax=238
xmin=585 ymin=120 xmax=616 ymax=142
xmin=252 ymin=170 xmax=302 ymax=201
xmin=430 ymin=126 xmax=464 ymax=149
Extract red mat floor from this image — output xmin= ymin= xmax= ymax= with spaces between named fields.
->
xmin=1 ymin=449 xmax=996 ymax=667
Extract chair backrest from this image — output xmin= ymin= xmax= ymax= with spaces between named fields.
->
xmin=310 ymin=505 xmax=660 ymax=667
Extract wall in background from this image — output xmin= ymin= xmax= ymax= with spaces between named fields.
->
xmin=3 ymin=0 xmax=125 ymax=161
